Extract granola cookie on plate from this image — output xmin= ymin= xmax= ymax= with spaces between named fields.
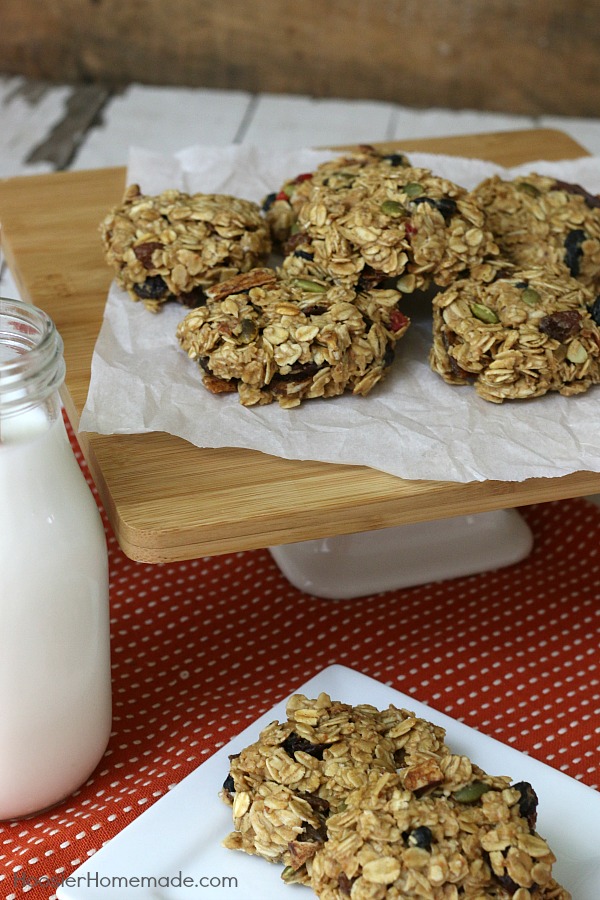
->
xmin=176 ymin=267 xmax=409 ymax=408
xmin=430 ymin=266 xmax=600 ymax=402
xmin=219 ymin=692 xmax=448 ymax=879
xmin=100 ymin=184 xmax=272 ymax=311
xmin=470 ymin=173 xmax=600 ymax=290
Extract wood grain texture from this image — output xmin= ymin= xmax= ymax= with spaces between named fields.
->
xmin=1 ymin=0 xmax=599 ymax=117
xmin=1 ymin=128 xmax=599 ymax=562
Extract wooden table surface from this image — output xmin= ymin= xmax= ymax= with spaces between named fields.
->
xmin=2 ymin=126 xmax=600 ymax=563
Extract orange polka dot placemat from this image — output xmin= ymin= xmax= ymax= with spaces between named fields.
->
xmin=1 ymin=422 xmax=599 ymax=898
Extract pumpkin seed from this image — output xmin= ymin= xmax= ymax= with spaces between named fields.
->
xmin=471 ymin=302 xmax=499 ymax=324
xmin=381 ymin=199 xmax=404 ymax=217
xmin=292 ymin=278 xmax=328 ymax=293
xmin=521 ymin=288 xmax=541 ymax=306
xmin=453 ymin=781 xmax=491 ymax=803
xmin=516 ymin=181 xmax=541 ymax=197
xmin=404 ymin=182 xmax=424 ymax=198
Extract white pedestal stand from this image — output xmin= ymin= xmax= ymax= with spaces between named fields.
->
xmin=269 ymin=508 xmax=533 ymax=600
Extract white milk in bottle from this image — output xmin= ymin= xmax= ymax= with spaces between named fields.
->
xmin=0 ymin=297 xmax=112 ymax=819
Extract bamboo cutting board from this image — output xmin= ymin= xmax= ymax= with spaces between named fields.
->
xmin=1 ymin=129 xmax=600 ymax=563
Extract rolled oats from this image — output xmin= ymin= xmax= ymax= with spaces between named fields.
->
xmin=429 ymin=266 xmax=600 ymax=402
xmin=99 ymin=184 xmax=272 ymax=311
xmin=176 ymin=269 xmax=410 ymax=407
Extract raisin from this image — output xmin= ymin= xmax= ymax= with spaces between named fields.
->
xmin=383 ymin=152 xmax=409 ymax=167
xmin=407 ymin=825 xmax=433 ymax=850
xmin=133 ymin=241 xmax=164 ymax=269
xmin=338 ymin=874 xmax=354 ymax=896
xmin=283 ymin=232 xmax=309 ymax=255
xmin=496 ymin=872 xmax=521 ymax=893
xmin=357 ymin=266 xmax=387 ymax=290
xmin=297 ymin=821 xmax=327 ymax=843
xmin=178 ymin=286 xmax=206 ymax=308
xmin=539 ymin=309 xmax=582 ymax=341
xmin=261 ymin=191 xmax=277 ymax=212
xmin=411 ymin=196 xmax=457 ymax=220
xmin=293 ymin=249 xmax=315 ymax=261
xmin=133 ymin=274 xmax=169 ymax=300
xmin=564 ymin=228 xmax=587 ymax=276
xmin=297 ymin=792 xmax=330 ymax=816
xmin=281 ymin=731 xmax=331 ymax=760
xmin=222 ymin=773 xmax=235 ymax=793
xmin=513 ymin=781 xmax=538 ymax=829
xmin=383 ymin=344 xmax=395 ymax=367
xmin=589 ymin=295 xmax=600 ymax=325
xmin=553 ymin=179 xmax=600 ymax=209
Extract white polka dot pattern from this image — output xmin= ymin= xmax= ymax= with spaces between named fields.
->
xmin=0 ymin=417 xmax=598 ymax=898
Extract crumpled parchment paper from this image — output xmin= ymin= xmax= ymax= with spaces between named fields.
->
xmin=79 ymin=144 xmax=600 ymax=483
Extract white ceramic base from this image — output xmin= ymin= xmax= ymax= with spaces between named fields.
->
xmin=269 ymin=508 xmax=533 ymax=599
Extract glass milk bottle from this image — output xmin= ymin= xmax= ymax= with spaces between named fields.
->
xmin=0 ymin=297 xmax=112 ymax=820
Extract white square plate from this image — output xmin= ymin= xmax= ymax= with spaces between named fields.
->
xmin=57 ymin=665 xmax=600 ymax=899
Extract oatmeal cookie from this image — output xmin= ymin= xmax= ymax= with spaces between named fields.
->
xmin=99 ymin=184 xmax=272 ymax=311
xmin=470 ymin=173 xmax=600 ymax=291
xmin=176 ymin=268 xmax=409 ymax=408
xmin=430 ymin=266 xmax=600 ymax=402
xmin=219 ymin=692 xmax=448 ymax=878
xmin=262 ymin=145 xmax=412 ymax=247
xmin=220 ymin=694 xmax=570 ymax=899
xmin=310 ymin=769 xmax=570 ymax=899
xmin=285 ymin=163 xmax=499 ymax=293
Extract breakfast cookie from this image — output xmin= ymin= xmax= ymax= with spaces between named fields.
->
xmin=282 ymin=163 xmax=500 ymax=293
xmin=219 ymin=693 xmax=570 ymax=898
xmin=262 ymin=145 xmax=412 ymax=247
xmin=429 ymin=267 xmax=600 ymax=402
xmin=219 ymin=692 xmax=448 ymax=879
xmin=470 ymin=173 xmax=600 ymax=290
xmin=176 ymin=267 xmax=410 ymax=408
xmin=310 ymin=769 xmax=570 ymax=899
xmin=99 ymin=184 xmax=272 ymax=311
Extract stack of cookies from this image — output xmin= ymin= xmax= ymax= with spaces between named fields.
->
xmin=99 ymin=147 xmax=600 ymax=407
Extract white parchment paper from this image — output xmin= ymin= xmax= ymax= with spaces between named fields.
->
xmin=79 ymin=145 xmax=600 ymax=483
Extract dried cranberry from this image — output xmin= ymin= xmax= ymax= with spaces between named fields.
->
xmin=133 ymin=241 xmax=163 ymax=269
xmin=564 ymin=228 xmax=586 ymax=276
xmin=539 ymin=309 xmax=582 ymax=341
xmin=390 ymin=309 xmax=409 ymax=332
xmin=133 ymin=275 xmax=168 ymax=300
xmin=281 ymin=731 xmax=331 ymax=760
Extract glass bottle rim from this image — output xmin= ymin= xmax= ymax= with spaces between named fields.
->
xmin=0 ymin=297 xmax=65 ymax=416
